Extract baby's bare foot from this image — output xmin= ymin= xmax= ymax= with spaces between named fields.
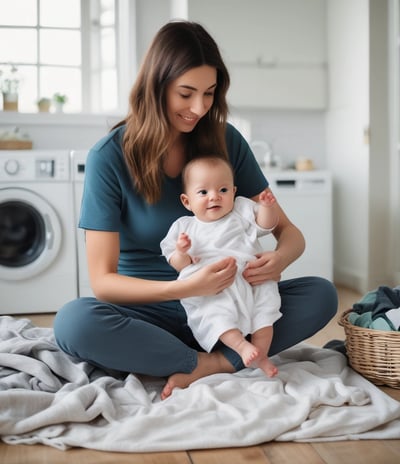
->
xmin=256 ymin=356 xmax=278 ymax=378
xmin=239 ymin=342 xmax=261 ymax=367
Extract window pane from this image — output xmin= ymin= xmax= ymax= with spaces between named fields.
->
xmin=40 ymin=66 xmax=82 ymax=112
xmin=16 ymin=65 xmax=38 ymax=113
xmin=0 ymin=29 xmax=37 ymax=63
xmin=101 ymin=69 xmax=117 ymax=112
xmin=100 ymin=0 xmax=115 ymax=26
xmin=101 ymin=27 xmax=116 ymax=67
xmin=0 ymin=0 xmax=37 ymax=26
xmin=40 ymin=0 xmax=80 ymax=28
xmin=40 ymin=30 xmax=81 ymax=66
xmin=0 ymin=0 xmax=119 ymax=114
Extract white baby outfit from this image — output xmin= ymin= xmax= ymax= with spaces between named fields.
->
xmin=161 ymin=196 xmax=282 ymax=352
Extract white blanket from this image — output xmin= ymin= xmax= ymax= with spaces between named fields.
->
xmin=0 ymin=315 xmax=399 ymax=452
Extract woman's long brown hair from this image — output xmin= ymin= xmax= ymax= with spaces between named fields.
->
xmin=113 ymin=20 xmax=230 ymax=204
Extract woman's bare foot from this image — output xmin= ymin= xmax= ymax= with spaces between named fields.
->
xmin=161 ymin=351 xmax=234 ymax=400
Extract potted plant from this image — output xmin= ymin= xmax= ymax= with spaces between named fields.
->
xmin=53 ymin=92 xmax=68 ymax=113
xmin=1 ymin=64 xmax=20 ymax=111
xmin=37 ymin=97 xmax=51 ymax=112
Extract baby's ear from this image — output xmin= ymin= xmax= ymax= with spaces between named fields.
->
xmin=180 ymin=193 xmax=192 ymax=211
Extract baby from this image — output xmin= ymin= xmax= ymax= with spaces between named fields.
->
xmin=161 ymin=155 xmax=282 ymax=376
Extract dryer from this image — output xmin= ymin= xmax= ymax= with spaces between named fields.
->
xmin=0 ymin=150 xmax=77 ymax=313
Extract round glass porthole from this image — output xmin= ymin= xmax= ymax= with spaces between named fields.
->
xmin=0 ymin=188 xmax=62 ymax=281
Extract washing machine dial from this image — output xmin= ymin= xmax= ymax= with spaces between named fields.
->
xmin=4 ymin=159 xmax=20 ymax=175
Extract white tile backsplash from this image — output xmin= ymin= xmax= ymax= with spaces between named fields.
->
xmin=1 ymin=109 xmax=326 ymax=171
xmin=229 ymin=108 xmax=326 ymax=170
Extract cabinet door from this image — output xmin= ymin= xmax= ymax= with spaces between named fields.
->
xmin=188 ymin=0 xmax=327 ymax=109
xmin=259 ymin=172 xmax=333 ymax=281
xmin=228 ymin=66 xmax=326 ymax=109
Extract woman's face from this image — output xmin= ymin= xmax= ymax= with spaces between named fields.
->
xmin=166 ymin=65 xmax=217 ymax=136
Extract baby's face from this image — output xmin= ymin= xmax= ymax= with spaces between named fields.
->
xmin=181 ymin=160 xmax=236 ymax=222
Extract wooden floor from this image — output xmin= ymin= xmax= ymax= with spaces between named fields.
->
xmin=1 ymin=285 xmax=400 ymax=463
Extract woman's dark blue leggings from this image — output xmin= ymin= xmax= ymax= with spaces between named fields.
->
xmin=54 ymin=276 xmax=338 ymax=376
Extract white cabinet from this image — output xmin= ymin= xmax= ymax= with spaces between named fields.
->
xmin=188 ymin=0 xmax=327 ymax=109
xmin=259 ymin=170 xmax=333 ymax=281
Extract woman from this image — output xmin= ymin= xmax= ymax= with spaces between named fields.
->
xmin=54 ymin=20 xmax=338 ymax=400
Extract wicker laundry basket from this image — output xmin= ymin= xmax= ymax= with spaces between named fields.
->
xmin=339 ymin=309 xmax=400 ymax=388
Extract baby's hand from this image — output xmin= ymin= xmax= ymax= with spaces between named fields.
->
xmin=259 ymin=190 xmax=277 ymax=207
xmin=176 ymin=232 xmax=192 ymax=253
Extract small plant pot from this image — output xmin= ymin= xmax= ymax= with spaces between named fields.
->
xmin=38 ymin=101 xmax=51 ymax=112
xmin=54 ymin=101 xmax=65 ymax=113
xmin=2 ymin=92 xmax=18 ymax=111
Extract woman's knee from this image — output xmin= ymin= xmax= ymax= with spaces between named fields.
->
xmin=53 ymin=297 xmax=98 ymax=356
xmin=311 ymin=276 xmax=338 ymax=320
xmin=279 ymin=276 xmax=338 ymax=327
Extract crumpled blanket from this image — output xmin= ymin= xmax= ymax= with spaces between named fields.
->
xmin=0 ymin=315 xmax=399 ymax=452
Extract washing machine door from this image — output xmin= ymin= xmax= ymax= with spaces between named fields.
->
xmin=0 ymin=188 xmax=62 ymax=281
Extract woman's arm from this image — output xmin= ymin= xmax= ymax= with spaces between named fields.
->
xmin=86 ymin=230 xmax=237 ymax=304
xmin=243 ymin=187 xmax=305 ymax=284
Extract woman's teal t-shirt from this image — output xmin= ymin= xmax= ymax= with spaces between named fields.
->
xmin=79 ymin=123 xmax=269 ymax=281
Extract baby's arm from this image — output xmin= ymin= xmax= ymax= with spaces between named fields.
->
xmin=169 ymin=232 xmax=194 ymax=272
xmin=256 ymin=191 xmax=279 ymax=230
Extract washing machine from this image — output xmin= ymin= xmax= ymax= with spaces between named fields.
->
xmin=71 ymin=149 xmax=94 ymax=297
xmin=260 ymin=170 xmax=333 ymax=281
xmin=0 ymin=150 xmax=77 ymax=314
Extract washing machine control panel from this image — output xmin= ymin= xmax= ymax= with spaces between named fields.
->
xmin=4 ymin=159 xmax=20 ymax=176
xmin=0 ymin=150 xmax=70 ymax=182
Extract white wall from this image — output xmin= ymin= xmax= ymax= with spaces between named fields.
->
xmin=388 ymin=0 xmax=400 ymax=285
xmin=135 ymin=0 xmax=170 ymax=64
xmin=325 ymin=0 xmax=370 ymax=292
xmin=368 ymin=0 xmax=395 ymax=289
xmin=326 ymin=0 xmax=398 ymax=292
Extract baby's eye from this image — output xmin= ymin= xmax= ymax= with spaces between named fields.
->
xmin=220 ymin=187 xmax=228 ymax=193
xmin=198 ymin=189 xmax=208 ymax=195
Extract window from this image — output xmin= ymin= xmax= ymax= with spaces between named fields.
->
xmin=0 ymin=0 xmax=118 ymax=113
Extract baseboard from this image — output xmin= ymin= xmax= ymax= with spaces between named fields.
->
xmin=333 ymin=266 xmax=369 ymax=294
xmin=334 ymin=266 xmax=399 ymax=294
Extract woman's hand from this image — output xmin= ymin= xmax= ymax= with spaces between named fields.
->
xmin=188 ymin=257 xmax=237 ymax=296
xmin=248 ymin=187 xmax=306 ymax=285
xmin=242 ymin=250 xmax=284 ymax=285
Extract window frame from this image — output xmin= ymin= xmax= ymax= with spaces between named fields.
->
xmin=0 ymin=0 xmax=136 ymax=114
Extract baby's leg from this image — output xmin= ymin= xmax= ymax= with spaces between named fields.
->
xmin=251 ymin=326 xmax=278 ymax=377
xmin=220 ymin=328 xmax=260 ymax=367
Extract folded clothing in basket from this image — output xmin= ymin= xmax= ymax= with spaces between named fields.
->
xmin=349 ymin=285 xmax=400 ymax=331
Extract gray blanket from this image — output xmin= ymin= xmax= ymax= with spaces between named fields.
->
xmin=0 ymin=315 xmax=399 ymax=451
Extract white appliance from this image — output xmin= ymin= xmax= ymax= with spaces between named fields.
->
xmin=260 ymin=170 xmax=333 ymax=281
xmin=0 ymin=150 xmax=77 ymax=313
xmin=71 ymin=150 xmax=94 ymax=297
